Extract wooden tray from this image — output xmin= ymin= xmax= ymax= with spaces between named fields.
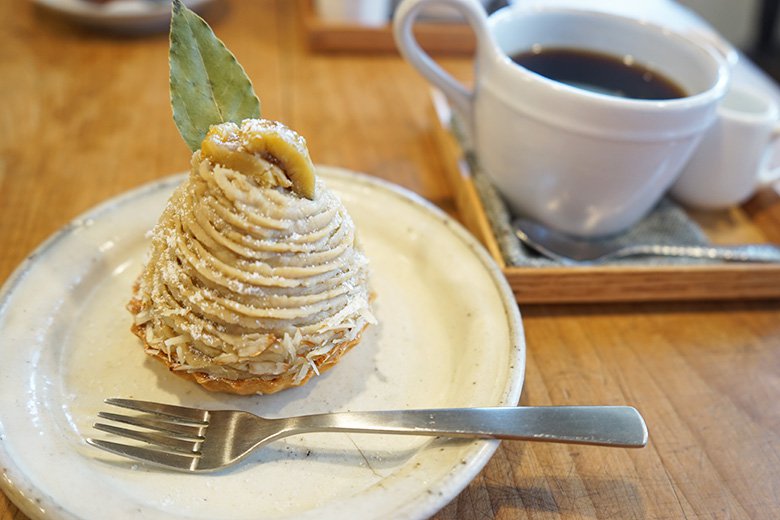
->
xmin=429 ymin=91 xmax=780 ymax=304
xmin=300 ymin=0 xmax=476 ymax=54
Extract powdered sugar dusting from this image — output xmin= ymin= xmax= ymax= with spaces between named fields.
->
xmin=128 ymin=121 xmax=374 ymax=392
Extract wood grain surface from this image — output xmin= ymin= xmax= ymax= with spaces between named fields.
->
xmin=1 ymin=1 xmax=779 ymax=519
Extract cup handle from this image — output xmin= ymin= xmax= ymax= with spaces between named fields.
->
xmin=393 ymin=0 xmax=491 ymax=126
xmin=758 ymin=123 xmax=780 ymax=188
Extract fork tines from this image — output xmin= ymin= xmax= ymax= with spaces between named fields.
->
xmin=103 ymin=398 xmax=210 ymax=423
xmin=87 ymin=398 xmax=210 ymax=471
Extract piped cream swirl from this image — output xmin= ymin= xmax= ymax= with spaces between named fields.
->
xmin=129 ymin=120 xmax=374 ymax=392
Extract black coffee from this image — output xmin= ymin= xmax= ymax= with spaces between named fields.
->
xmin=510 ymin=47 xmax=687 ymax=100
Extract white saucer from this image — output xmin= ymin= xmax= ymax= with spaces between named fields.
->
xmin=0 ymin=166 xmax=525 ymax=520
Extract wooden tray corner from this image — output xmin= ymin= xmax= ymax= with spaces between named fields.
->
xmin=429 ymin=90 xmax=780 ymax=304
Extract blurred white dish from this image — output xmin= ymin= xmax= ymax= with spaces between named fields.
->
xmin=32 ymin=0 xmax=215 ymax=33
xmin=315 ymin=0 xmax=392 ymax=26
xmin=416 ymin=0 xmax=492 ymax=22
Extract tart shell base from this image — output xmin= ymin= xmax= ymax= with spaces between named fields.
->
xmin=128 ymin=297 xmax=367 ymax=395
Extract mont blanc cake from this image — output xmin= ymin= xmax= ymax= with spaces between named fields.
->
xmin=128 ymin=119 xmax=375 ymax=394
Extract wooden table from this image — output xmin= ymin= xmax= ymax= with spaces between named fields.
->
xmin=2 ymin=1 xmax=779 ymax=518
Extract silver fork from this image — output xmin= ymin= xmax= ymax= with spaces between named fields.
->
xmin=87 ymin=398 xmax=648 ymax=472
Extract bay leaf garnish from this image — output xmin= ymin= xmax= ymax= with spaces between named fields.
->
xmin=169 ymin=0 xmax=261 ymax=151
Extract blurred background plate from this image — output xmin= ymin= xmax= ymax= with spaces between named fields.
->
xmin=31 ymin=0 xmax=215 ymax=33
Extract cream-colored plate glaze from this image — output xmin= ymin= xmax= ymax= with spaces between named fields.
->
xmin=0 ymin=167 xmax=524 ymax=520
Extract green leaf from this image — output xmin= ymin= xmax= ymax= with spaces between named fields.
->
xmin=169 ymin=0 xmax=261 ymax=151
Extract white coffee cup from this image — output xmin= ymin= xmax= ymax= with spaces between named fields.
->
xmin=670 ymin=85 xmax=780 ymax=210
xmin=394 ymin=0 xmax=730 ymax=237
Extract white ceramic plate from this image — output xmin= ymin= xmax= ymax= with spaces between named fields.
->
xmin=0 ymin=166 xmax=525 ymax=520
xmin=32 ymin=0 xmax=214 ymax=33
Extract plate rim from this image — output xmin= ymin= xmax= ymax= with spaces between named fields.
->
xmin=0 ymin=166 xmax=525 ymax=520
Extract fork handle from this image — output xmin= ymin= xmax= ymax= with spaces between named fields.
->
xmin=289 ymin=406 xmax=647 ymax=448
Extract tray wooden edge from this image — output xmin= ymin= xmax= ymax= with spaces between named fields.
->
xmin=429 ymin=90 xmax=780 ymax=304
xmin=504 ymin=264 xmax=780 ymax=303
